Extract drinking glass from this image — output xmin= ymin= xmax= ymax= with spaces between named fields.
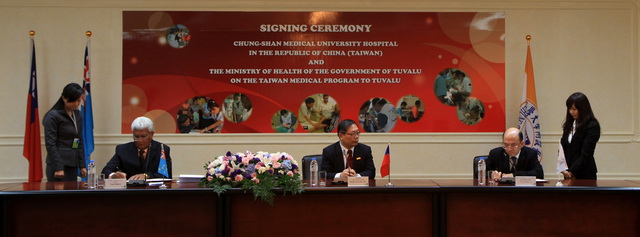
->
xmin=98 ymin=174 xmax=105 ymax=189
xmin=319 ymin=171 xmax=327 ymax=186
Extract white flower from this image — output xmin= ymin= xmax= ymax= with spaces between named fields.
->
xmin=231 ymin=161 xmax=241 ymax=169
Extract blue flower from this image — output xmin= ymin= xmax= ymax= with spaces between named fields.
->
xmin=281 ymin=160 xmax=292 ymax=170
xmin=245 ymin=164 xmax=256 ymax=174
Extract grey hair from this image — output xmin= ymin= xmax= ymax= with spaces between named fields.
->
xmin=131 ymin=117 xmax=154 ymax=132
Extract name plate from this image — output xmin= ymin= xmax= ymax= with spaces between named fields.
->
xmin=347 ymin=176 xmax=369 ymax=187
xmin=515 ymin=176 xmax=536 ymax=186
xmin=104 ymin=179 xmax=127 ymax=189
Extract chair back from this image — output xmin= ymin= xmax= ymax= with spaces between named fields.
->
xmin=473 ymin=155 xmax=488 ymax=179
xmin=302 ymin=154 xmax=323 ymax=180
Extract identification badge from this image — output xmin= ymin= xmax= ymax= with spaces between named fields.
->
xmin=72 ymin=138 xmax=80 ymax=149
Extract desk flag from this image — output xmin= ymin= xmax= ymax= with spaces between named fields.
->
xmin=81 ymin=36 xmax=94 ymax=181
xmin=158 ymin=144 xmax=169 ymax=178
xmin=517 ymin=36 xmax=542 ymax=161
xmin=381 ymin=144 xmax=390 ymax=178
xmin=556 ymin=140 xmax=568 ymax=173
xmin=23 ymin=34 xmax=43 ymax=182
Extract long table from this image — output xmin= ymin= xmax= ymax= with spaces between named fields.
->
xmin=2 ymin=179 xmax=639 ymax=237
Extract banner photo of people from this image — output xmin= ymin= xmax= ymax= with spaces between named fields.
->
xmin=122 ymin=11 xmax=505 ymax=133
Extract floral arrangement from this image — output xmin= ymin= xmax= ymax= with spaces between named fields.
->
xmin=201 ymin=151 xmax=305 ymax=205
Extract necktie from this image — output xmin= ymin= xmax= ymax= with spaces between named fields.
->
xmin=139 ymin=149 xmax=146 ymax=166
xmin=510 ymin=156 xmax=517 ymax=173
xmin=347 ymin=150 xmax=354 ymax=169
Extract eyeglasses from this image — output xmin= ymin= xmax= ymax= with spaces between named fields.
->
xmin=503 ymin=143 xmax=520 ymax=149
xmin=344 ymin=131 xmax=361 ymax=137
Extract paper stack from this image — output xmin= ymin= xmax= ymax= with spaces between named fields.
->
xmin=178 ymin=174 xmax=204 ymax=183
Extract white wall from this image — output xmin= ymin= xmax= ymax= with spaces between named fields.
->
xmin=1 ymin=0 xmax=638 ymax=182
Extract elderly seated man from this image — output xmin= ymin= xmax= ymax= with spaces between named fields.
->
xmin=102 ymin=116 xmax=172 ymax=180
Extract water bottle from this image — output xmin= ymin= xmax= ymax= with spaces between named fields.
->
xmin=310 ymin=158 xmax=318 ymax=187
xmin=477 ymin=157 xmax=486 ymax=186
xmin=88 ymin=160 xmax=97 ymax=189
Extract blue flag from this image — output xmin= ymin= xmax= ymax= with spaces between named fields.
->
xmin=81 ymin=39 xmax=94 ymax=180
xmin=158 ymin=144 xmax=169 ymax=178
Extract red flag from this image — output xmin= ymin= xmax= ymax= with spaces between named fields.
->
xmin=23 ymin=36 xmax=43 ymax=182
xmin=380 ymin=145 xmax=390 ymax=177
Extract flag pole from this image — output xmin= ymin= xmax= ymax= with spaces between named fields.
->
xmin=159 ymin=143 xmax=168 ymax=189
xmin=81 ymin=30 xmax=95 ymax=181
xmin=385 ymin=141 xmax=394 ymax=187
xmin=25 ymin=30 xmax=44 ymax=182
xmin=84 ymin=30 xmax=91 ymax=163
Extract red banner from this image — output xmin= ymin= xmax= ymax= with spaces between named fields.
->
xmin=123 ymin=11 xmax=505 ymax=133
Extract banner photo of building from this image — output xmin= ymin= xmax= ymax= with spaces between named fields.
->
xmin=122 ymin=11 xmax=505 ymax=133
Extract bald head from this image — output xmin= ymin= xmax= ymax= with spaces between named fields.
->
xmin=502 ymin=127 xmax=524 ymax=156
xmin=503 ymin=127 xmax=523 ymax=141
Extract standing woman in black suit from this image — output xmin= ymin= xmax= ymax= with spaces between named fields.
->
xmin=560 ymin=92 xmax=600 ymax=179
xmin=43 ymin=83 xmax=87 ymax=181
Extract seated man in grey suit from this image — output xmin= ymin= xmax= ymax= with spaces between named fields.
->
xmin=487 ymin=127 xmax=544 ymax=179
xmin=321 ymin=119 xmax=375 ymax=179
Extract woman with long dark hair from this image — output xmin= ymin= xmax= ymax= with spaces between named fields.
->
xmin=560 ymin=92 xmax=600 ymax=179
xmin=43 ymin=83 xmax=87 ymax=181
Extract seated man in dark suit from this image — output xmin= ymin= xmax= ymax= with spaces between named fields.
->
xmin=321 ymin=119 xmax=375 ymax=179
xmin=102 ymin=117 xmax=172 ymax=180
xmin=487 ymin=127 xmax=543 ymax=179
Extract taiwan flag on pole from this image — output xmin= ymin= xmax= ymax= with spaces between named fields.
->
xmin=23 ymin=35 xmax=43 ymax=182
xmin=158 ymin=144 xmax=169 ymax=178
xmin=517 ymin=36 xmax=542 ymax=161
xmin=81 ymin=37 xmax=94 ymax=180
xmin=380 ymin=144 xmax=391 ymax=178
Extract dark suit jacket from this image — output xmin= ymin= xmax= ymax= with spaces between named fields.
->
xmin=487 ymin=146 xmax=544 ymax=179
xmin=43 ymin=108 xmax=84 ymax=171
xmin=102 ymin=140 xmax=172 ymax=179
xmin=561 ymin=120 xmax=600 ymax=179
xmin=321 ymin=142 xmax=375 ymax=179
